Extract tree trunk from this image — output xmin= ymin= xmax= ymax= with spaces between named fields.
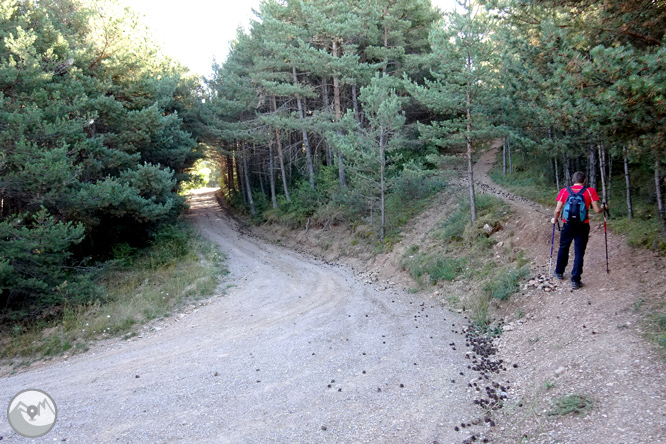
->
xmin=598 ymin=145 xmax=608 ymax=204
xmin=589 ymin=144 xmax=597 ymax=190
xmin=352 ymin=84 xmax=361 ymax=126
xmin=623 ymin=146 xmax=632 ymax=219
xmin=256 ymin=145 xmax=267 ymax=198
xmin=271 ymin=95 xmax=291 ymax=202
xmin=234 ymin=152 xmax=242 ymax=199
xmin=554 ymin=156 xmax=560 ymax=190
xmin=655 ymin=159 xmax=666 ymax=234
xmin=242 ymin=143 xmax=255 ymax=216
xmin=466 ymin=54 xmax=476 ymax=223
xmin=293 ymin=67 xmax=315 ymax=190
xmin=607 ymin=145 xmax=612 ymax=198
xmin=503 ymin=137 xmax=507 ymax=176
xmin=507 ymin=135 xmax=512 ymax=174
xmin=226 ymin=154 xmax=235 ymax=197
xmin=269 ymin=144 xmax=277 ymax=209
xmin=237 ymin=148 xmax=248 ymax=207
xmin=380 ymin=127 xmax=387 ymax=243
xmin=332 ymin=39 xmax=347 ymax=187
xmin=322 ymin=80 xmax=333 ymax=166
xmin=563 ymin=152 xmax=571 ymax=185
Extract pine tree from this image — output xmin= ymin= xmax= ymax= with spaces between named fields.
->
xmin=407 ymin=0 xmax=500 ymax=222
xmin=0 ymin=0 xmax=201 ymax=308
xmin=335 ymin=74 xmax=406 ymax=242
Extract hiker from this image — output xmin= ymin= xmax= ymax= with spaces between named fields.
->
xmin=551 ymin=171 xmax=608 ymax=290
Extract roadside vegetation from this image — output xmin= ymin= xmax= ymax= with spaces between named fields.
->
xmin=547 ymin=394 xmax=594 ymax=417
xmin=0 ymin=222 xmax=227 ymax=368
xmin=1 ymin=1 xmax=205 ymax=327
xmin=401 ymin=193 xmax=528 ymax=331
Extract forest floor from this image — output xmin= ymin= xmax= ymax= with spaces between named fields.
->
xmin=257 ymin=140 xmax=666 ymax=444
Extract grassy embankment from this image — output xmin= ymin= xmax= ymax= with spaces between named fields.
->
xmin=1 ymin=222 xmax=227 ymax=369
xmin=400 ymin=192 xmax=529 ymax=332
xmin=489 ymin=149 xmax=666 ymax=352
xmin=231 ymin=162 xmax=451 ymax=251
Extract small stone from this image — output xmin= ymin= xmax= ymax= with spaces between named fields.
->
xmin=555 ymin=366 xmax=566 ymax=376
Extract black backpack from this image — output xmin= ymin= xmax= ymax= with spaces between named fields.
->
xmin=563 ymin=186 xmax=587 ymax=225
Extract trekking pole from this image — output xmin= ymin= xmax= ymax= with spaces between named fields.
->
xmin=548 ymin=219 xmax=560 ymax=277
xmin=603 ymin=203 xmax=610 ymax=274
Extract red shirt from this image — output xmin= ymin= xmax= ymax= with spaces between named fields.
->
xmin=557 ymin=185 xmax=600 ymax=224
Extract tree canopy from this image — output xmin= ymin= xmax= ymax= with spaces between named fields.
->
xmin=0 ymin=0 xmax=202 ymax=310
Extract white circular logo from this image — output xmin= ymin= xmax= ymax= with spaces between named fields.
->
xmin=7 ymin=389 xmax=57 ymax=438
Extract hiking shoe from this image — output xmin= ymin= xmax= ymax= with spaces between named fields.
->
xmin=572 ymin=281 xmax=584 ymax=290
xmin=553 ymin=272 xmax=563 ymax=280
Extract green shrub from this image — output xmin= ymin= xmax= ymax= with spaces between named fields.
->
xmin=651 ymin=312 xmax=666 ymax=349
xmin=548 ymin=394 xmax=593 ymax=416
xmin=145 ymin=223 xmax=192 ymax=269
xmin=401 ymin=252 xmax=466 ymax=285
xmin=426 ymin=257 xmax=467 ymax=283
xmin=437 ymin=194 xmax=510 ymax=247
xmin=612 ymin=217 xmax=666 ymax=255
xmin=2 ymin=220 xmax=227 ymax=362
xmin=483 ymin=266 xmax=529 ymax=301
xmin=112 ymin=243 xmax=138 ymax=265
xmin=0 ymin=208 xmax=86 ymax=311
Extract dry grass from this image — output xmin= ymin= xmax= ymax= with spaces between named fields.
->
xmin=1 ymin=224 xmax=227 ymax=369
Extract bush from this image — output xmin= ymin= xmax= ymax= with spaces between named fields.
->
xmin=612 ymin=216 xmax=666 ymax=255
xmin=146 ymin=223 xmax=192 ymax=268
xmin=548 ymin=394 xmax=594 ymax=416
xmin=651 ymin=312 xmax=666 ymax=349
xmin=437 ymin=194 xmax=510 ymax=247
xmin=401 ymin=251 xmax=467 ymax=285
xmin=489 ymin=150 xmax=557 ymax=207
xmin=483 ymin=266 xmax=529 ymax=301
xmin=0 ymin=208 xmax=86 ymax=310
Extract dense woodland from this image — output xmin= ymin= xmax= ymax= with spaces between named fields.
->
xmin=2 ymin=0 xmax=666 ymax=316
xmin=204 ymin=0 xmax=666 ymax=239
xmin=0 ymin=0 xmax=202 ymax=312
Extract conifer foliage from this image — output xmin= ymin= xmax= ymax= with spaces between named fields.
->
xmin=203 ymin=0 xmax=446 ymax=229
xmin=0 ymin=0 xmax=201 ymax=310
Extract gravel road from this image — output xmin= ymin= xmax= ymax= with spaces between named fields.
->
xmin=1 ymin=191 xmax=478 ymax=444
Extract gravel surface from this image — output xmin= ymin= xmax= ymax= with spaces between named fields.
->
xmin=1 ymin=191 xmax=482 ymax=444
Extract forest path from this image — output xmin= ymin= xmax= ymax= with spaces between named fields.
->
xmin=470 ymin=141 xmax=666 ymax=444
xmin=1 ymin=190 xmax=479 ymax=443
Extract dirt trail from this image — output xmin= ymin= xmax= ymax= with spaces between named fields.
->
xmin=472 ymin=143 xmax=666 ymax=444
xmin=1 ymin=190 xmax=486 ymax=443
xmin=245 ymin=142 xmax=666 ymax=444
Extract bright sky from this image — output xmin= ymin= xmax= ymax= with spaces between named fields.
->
xmin=129 ymin=0 xmax=458 ymax=78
